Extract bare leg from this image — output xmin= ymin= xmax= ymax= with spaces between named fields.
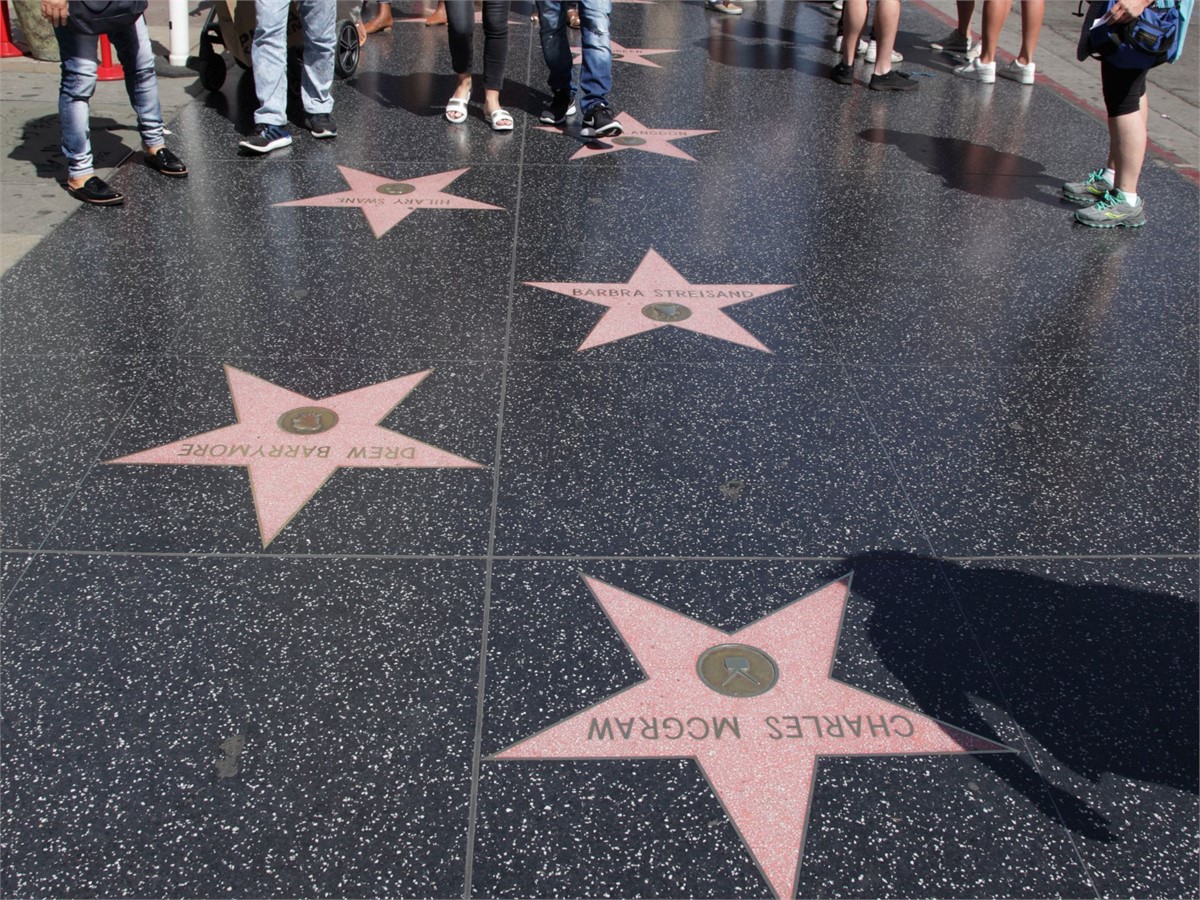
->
xmin=1017 ymin=0 xmax=1043 ymax=64
xmin=451 ymin=71 xmax=471 ymax=101
xmin=978 ymin=0 xmax=1012 ymax=65
xmin=364 ymin=1 xmax=393 ymax=33
xmin=1109 ymin=93 xmax=1148 ymax=195
xmin=842 ymin=0 xmax=868 ymax=64
xmin=956 ymin=0 xmax=975 ymax=35
xmin=483 ymin=87 xmax=502 ymax=117
xmin=426 ymin=1 xmax=447 ymax=25
xmin=871 ymin=0 xmax=901 ymax=75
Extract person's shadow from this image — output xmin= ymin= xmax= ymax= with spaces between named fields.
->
xmin=860 ymin=127 xmax=1062 ymax=205
xmin=831 ymin=551 xmax=1199 ymax=842
xmin=8 ymin=114 xmax=137 ymax=182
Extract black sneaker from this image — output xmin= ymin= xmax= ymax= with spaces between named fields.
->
xmin=539 ymin=90 xmax=577 ymax=125
xmin=581 ymin=103 xmax=622 ymax=138
xmin=306 ymin=113 xmax=337 ymax=139
xmin=830 ymin=61 xmax=854 ymax=85
xmin=869 ymin=69 xmax=919 ymax=91
xmin=238 ymin=123 xmax=293 ymax=154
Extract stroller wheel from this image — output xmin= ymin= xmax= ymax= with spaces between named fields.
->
xmin=199 ymin=52 xmax=227 ymax=91
xmin=335 ymin=19 xmax=360 ymax=79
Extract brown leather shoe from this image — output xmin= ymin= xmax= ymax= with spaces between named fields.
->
xmin=363 ymin=2 xmax=392 ymax=33
xmin=424 ymin=2 xmax=447 ymax=26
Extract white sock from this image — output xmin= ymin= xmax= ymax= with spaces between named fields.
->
xmin=1103 ymin=167 xmax=1117 ymax=185
xmin=1119 ymin=190 xmax=1139 ymax=205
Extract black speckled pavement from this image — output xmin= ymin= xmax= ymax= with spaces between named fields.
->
xmin=1 ymin=2 xmax=1196 ymax=898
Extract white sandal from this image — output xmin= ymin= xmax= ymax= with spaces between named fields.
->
xmin=445 ymin=96 xmax=469 ymax=124
xmin=488 ymin=107 xmax=514 ymax=132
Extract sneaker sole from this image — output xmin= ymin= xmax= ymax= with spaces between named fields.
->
xmin=999 ymin=72 xmax=1035 ymax=85
xmin=1076 ymin=214 xmax=1146 ymax=228
xmin=586 ymin=123 xmax=623 ymax=138
xmin=1062 ymin=191 xmax=1103 ymax=205
xmin=239 ymin=138 xmax=292 ymax=154
xmin=310 ymin=131 xmax=337 ymax=139
xmin=539 ymin=102 xmax=578 ymax=125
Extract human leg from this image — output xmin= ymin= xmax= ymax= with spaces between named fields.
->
xmin=576 ymin=0 xmax=612 ymax=113
xmin=480 ymin=0 xmax=510 ymax=94
xmin=841 ymin=0 xmax=867 ymax=64
xmin=295 ymin=0 xmax=335 ymax=117
xmin=870 ymin=0 xmax=901 ymax=75
xmin=52 ymin=25 xmax=99 ymax=185
xmin=977 ymin=0 xmax=1011 ymax=65
xmin=537 ymin=1 xmax=572 ymax=94
xmin=444 ymin=0 xmax=474 ymax=121
xmin=251 ymin=0 xmax=290 ymax=125
xmin=107 ymin=17 xmax=165 ymax=152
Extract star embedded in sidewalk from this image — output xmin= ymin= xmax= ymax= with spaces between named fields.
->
xmin=572 ymin=39 xmax=679 ymax=68
xmin=491 ymin=576 xmax=1012 ymax=900
xmin=538 ymin=112 xmax=716 ymax=161
xmin=525 ymin=248 xmax=791 ymax=351
xmin=274 ymin=165 xmax=503 ymax=238
xmin=108 ymin=367 xmax=483 ymax=547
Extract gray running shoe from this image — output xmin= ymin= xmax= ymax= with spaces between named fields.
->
xmin=1074 ymin=192 xmax=1146 ymax=228
xmin=1062 ymin=168 xmax=1114 ymax=205
xmin=930 ymin=28 xmax=971 ymax=53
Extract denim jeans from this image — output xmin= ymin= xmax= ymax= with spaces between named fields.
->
xmin=537 ymin=0 xmax=613 ymax=113
xmin=53 ymin=17 xmax=163 ymax=180
xmin=252 ymin=0 xmax=335 ymax=126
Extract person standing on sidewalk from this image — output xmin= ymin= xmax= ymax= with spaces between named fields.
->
xmin=1066 ymin=0 xmax=1194 ymax=227
xmin=42 ymin=0 xmax=188 ymax=205
xmin=536 ymin=0 xmax=623 ymax=137
xmin=238 ymin=0 xmax=337 ymax=155
xmin=443 ymin=0 xmax=513 ymax=131
xmin=951 ymin=0 xmax=1045 ymax=84
xmin=830 ymin=0 xmax=918 ymax=90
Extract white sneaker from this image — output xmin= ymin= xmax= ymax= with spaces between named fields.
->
xmin=865 ymin=40 xmax=903 ymax=63
xmin=953 ymin=57 xmax=996 ymax=83
xmin=999 ymin=58 xmax=1035 ymax=84
xmin=833 ymin=34 xmax=843 ymax=51
xmin=965 ymin=41 xmax=981 ymax=60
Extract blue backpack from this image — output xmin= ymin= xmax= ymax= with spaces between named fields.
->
xmin=1080 ymin=0 xmax=1193 ymax=68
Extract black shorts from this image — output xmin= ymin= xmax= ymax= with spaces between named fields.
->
xmin=1101 ymin=61 xmax=1148 ymax=117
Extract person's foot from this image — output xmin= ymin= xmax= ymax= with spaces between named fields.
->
xmin=865 ymin=40 xmax=903 ymax=63
xmin=1074 ymin=191 xmax=1146 ymax=228
xmin=539 ymin=89 xmax=577 ymax=125
xmin=830 ymin=61 xmax=854 ymax=84
xmin=953 ymin=57 xmax=996 ymax=83
xmin=305 ymin=113 xmax=337 ymax=139
xmin=66 ymin=175 xmax=125 ymax=206
xmin=144 ymin=146 xmax=188 ymax=177
xmin=364 ymin=2 xmax=393 ymax=33
xmin=930 ymin=28 xmax=971 ymax=53
xmin=568 ymin=6 xmax=581 ymax=28
xmin=581 ymin=103 xmax=622 ymax=137
xmin=238 ymin=123 xmax=293 ymax=155
xmin=1062 ymin=168 xmax=1114 ymax=205
xmin=705 ymin=0 xmax=743 ymax=13
xmin=425 ymin=3 xmax=446 ymax=26
xmin=999 ymin=58 xmax=1036 ymax=84
xmin=869 ymin=69 xmax=919 ymax=91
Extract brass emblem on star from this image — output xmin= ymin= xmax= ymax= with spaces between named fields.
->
xmin=612 ymin=136 xmax=647 ymax=147
xmin=277 ymin=406 xmax=339 ymax=435
xmin=696 ymin=643 xmax=779 ymax=697
xmin=642 ymin=301 xmax=692 ymax=322
xmin=377 ymin=182 xmax=416 ymax=195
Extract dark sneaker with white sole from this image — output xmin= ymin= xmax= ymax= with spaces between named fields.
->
xmin=830 ymin=61 xmax=854 ymax=84
xmin=306 ymin=113 xmax=337 ymax=139
xmin=581 ymin=103 xmax=622 ymax=137
xmin=539 ymin=90 xmax=578 ymax=125
xmin=238 ymin=123 xmax=293 ymax=155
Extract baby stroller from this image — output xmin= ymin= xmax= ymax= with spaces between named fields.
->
xmin=197 ymin=0 xmax=361 ymax=92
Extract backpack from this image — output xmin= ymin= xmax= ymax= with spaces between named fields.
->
xmin=1080 ymin=0 xmax=1188 ymax=68
xmin=67 ymin=1 xmax=149 ymax=35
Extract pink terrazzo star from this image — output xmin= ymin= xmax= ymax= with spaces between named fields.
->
xmin=538 ymin=112 xmax=716 ymax=161
xmin=108 ymin=366 xmax=482 ymax=547
xmin=572 ymin=39 xmax=679 ymax=68
xmin=274 ymin=165 xmax=503 ymax=238
xmin=492 ymin=576 xmax=1012 ymax=900
xmin=525 ymin=248 xmax=791 ymax=351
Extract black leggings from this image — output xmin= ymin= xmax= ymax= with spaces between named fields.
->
xmin=447 ymin=0 xmax=509 ymax=91
xmin=1101 ymin=61 xmax=1147 ymax=117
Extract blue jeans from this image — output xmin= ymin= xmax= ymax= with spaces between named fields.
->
xmin=537 ymin=0 xmax=613 ymax=113
xmin=252 ymin=0 xmax=335 ymax=126
xmin=53 ymin=18 xmax=163 ymax=180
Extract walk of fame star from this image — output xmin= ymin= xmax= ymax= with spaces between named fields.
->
xmin=490 ymin=576 xmax=1013 ymax=900
xmin=525 ymin=248 xmax=791 ymax=351
xmin=108 ymin=367 xmax=482 ymax=546
xmin=572 ymin=39 xmax=679 ymax=68
xmin=274 ymin=166 xmax=503 ymax=238
xmin=537 ymin=112 xmax=716 ymax=161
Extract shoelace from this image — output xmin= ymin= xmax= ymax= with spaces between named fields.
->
xmin=1085 ymin=168 xmax=1107 ymax=186
xmin=1093 ymin=191 xmax=1122 ymax=211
